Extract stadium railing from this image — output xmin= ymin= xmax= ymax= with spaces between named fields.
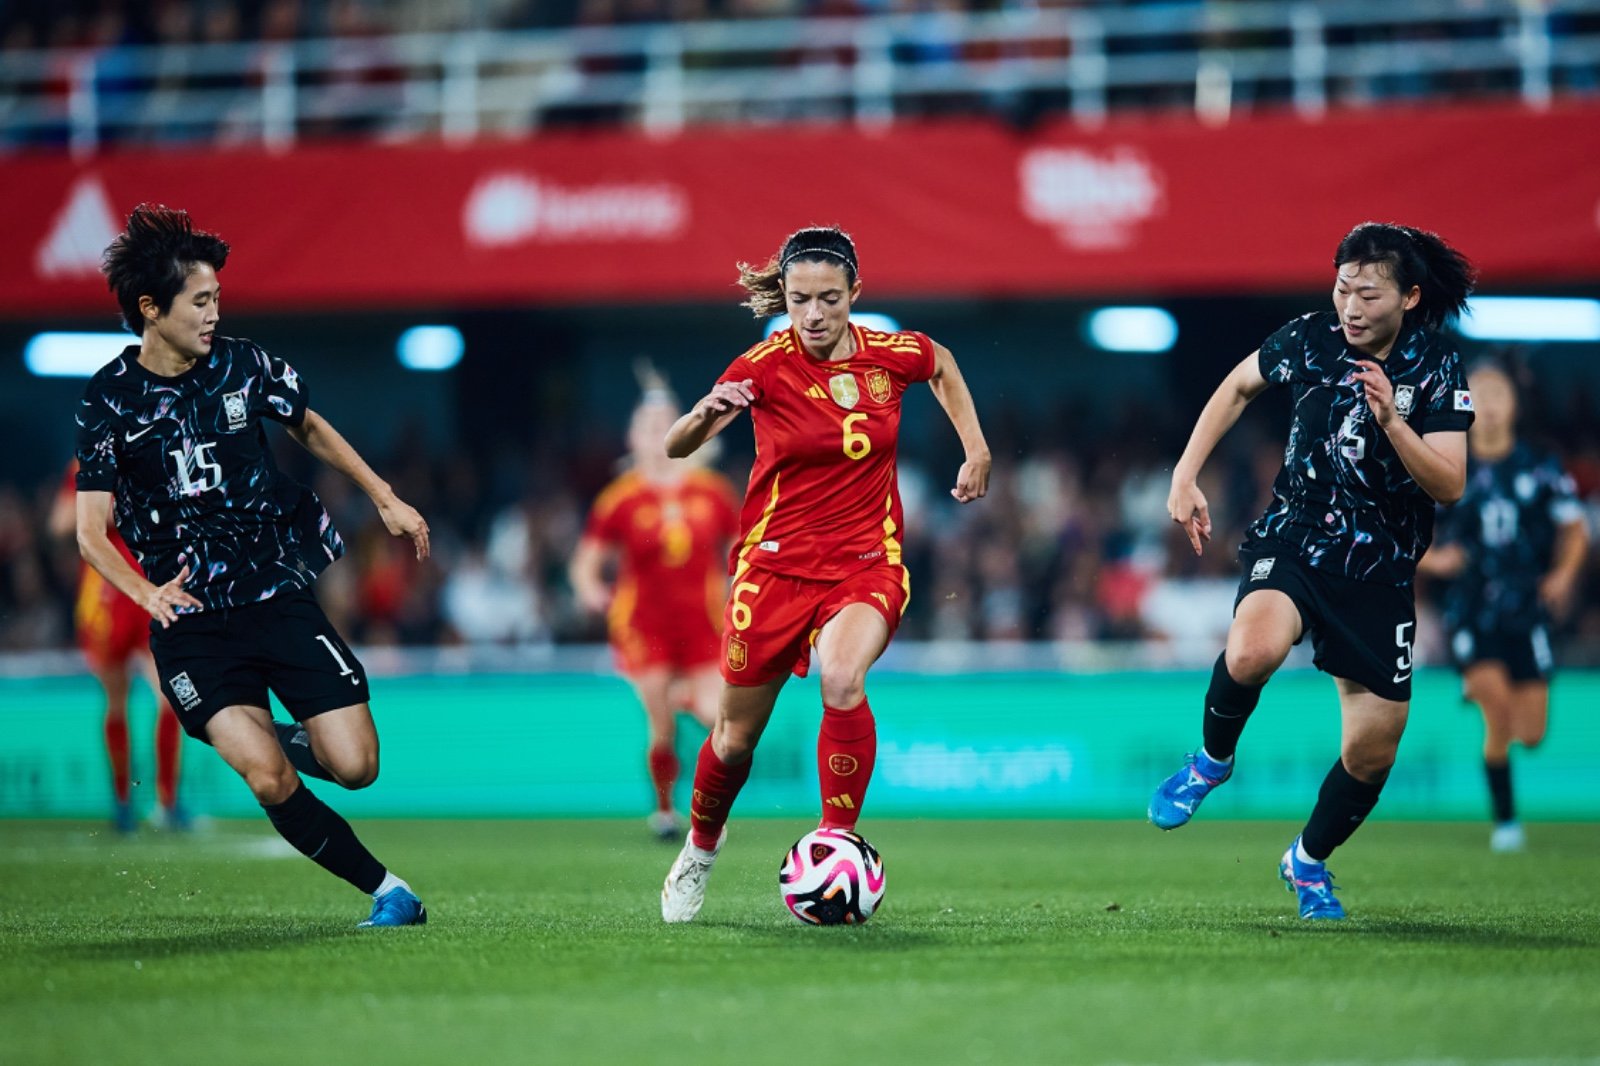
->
xmin=3 ymin=0 xmax=1599 ymax=155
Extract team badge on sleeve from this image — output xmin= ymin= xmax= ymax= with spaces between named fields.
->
xmin=1454 ymin=389 xmax=1474 ymax=411
xmin=827 ymin=374 xmax=860 ymax=410
xmin=865 ymin=369 xmax=892 ymax=405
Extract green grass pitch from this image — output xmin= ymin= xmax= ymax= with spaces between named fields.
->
xmin=3 ymin=817 xmax=1598 ymax=1065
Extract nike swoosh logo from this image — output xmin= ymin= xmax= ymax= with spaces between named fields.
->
xmin=124 ymin=425 xmax=157 ymax=442
xmin=1393 ymin=672 xmax=1412 ymax=683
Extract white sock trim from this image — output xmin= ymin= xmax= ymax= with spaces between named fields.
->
xmin=374 ymin=871 xmax=411 ymax=899
xmin=1294 ymin=839 xmax=1321 ymax=866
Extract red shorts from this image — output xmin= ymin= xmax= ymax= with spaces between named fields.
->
xmin=77 ymin=590 xmax=150 ymax=673
xmin=720 ymin=563 xmax=909 ymax=686
xmin=610 ymin=612 xmax=721 ymax=676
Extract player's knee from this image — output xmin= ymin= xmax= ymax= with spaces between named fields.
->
xmin=1223 ymin=643 xmax=1284 ymax=687
xmin=244 ymin=763 xmax=300 ymax=806
xmin=819 ymin=669 xmax=866 ymax=711
xmin=1516 ymin=725 xmax=1547 ymax=750
xmin=328 ymin=751 xmax=380 ymax=790
xmin=1340 ymin=745 xmax=1396 ymax=784
xmin=712 ymin=721 xmax=758 ymax=763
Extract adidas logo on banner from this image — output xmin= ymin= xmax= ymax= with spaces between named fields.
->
xmin=36 ymin=176 xmax=121 ymax=279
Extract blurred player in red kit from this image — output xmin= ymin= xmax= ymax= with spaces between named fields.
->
xmin=571 ymin=375 xmax=740 ymax=839
xmin=658 ymin=226 xmax=992 ymax=922
xmin=51 ymin=461 xmax=185 ymax=833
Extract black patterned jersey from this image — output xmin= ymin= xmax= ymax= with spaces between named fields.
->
xmin=74 ymin=337 xmax=343 ymax=613
xmin=1435 ymin=443 xmax=1584 ymax=633
xmin=1245 ymin=311 xmax=1474 ymax=586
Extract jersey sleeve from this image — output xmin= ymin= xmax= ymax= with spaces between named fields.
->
xmin=1255 ymin=316 xmax=1308 ymax=386
xmin=890 ymin=331 xmax=937 ymax=384
xmin=74 ymin=386 xmax=120 ymax=493
xmin=715 ymin=348 xmax=772 ymax=403
xmin=1414 ymin=347 xmax=1474 ymax=435
xmin=252 ymin=342 xmax=311 ymax=426
xmin=584 ymin=479 xmax=632 ymax=544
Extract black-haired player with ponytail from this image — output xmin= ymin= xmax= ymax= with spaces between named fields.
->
xmin=1148 ymin=222 xmax=1477 ymax=919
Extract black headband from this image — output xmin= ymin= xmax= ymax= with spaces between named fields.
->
xmin=780 ymin=246 xmax=857 ymax=274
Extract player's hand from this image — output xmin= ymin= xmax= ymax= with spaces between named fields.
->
xmin=695 ymin=379 xmax=755 ymax=419
xmin=379 ymin=496 xmax=431 ymax=561
xmin=951 ymin=453 xmax=990 ymax=504
xmin=142 ymin=565 xmax=202 ymax=628
xmin=1539 ymin=569 xmax=1579 ymax=620
xmin=1351 ymin=360 xmax=1397 ymax=427
xmin=1168 ymin=478 xmax=1211 ymax=556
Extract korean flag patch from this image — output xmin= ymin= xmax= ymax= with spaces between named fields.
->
xmin=1454 ymin=389 xmax=1474 ymax=412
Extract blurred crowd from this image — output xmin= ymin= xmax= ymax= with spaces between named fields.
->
xmin=4 ymin=0 xmax=1597 ymax=149
xmin=4 ymin=371 xmax=1599 ymax=664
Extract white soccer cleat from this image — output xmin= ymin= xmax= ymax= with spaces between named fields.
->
xmin=647 ymin=810 xmax=684 ymax=841
xmin=1490 ymin=822 xmax=1525 ymax=853
xmin=661 ymin=827 xmax=726 ymax=923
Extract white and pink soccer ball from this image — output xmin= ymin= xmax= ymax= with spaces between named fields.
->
xmin=779 ymin=828 xmax=886 ymax=925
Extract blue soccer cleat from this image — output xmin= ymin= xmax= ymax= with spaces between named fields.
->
xmin=359 ymin=887 xmax=428 ymax=928
xmin=1148 ymin=751 xmax=1232 ymax=829
xmin=113 ymin=800 xmax=137 ymax=835
xmin=1279 ymin=839 xmax=1345 ymax=920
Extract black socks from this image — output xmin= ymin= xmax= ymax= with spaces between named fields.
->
xmin=1300 ymin=759 xmax=1385 ymax=862
xmin=274 ymin=720 xmax=336 ymax=782
xmin=263 ymin=783 xmax=386 ymax=894
xmin=1485 ymin=759 xmax=1515 ymax=823
xmin=1201 ymin=653 xmax=1265 ymax=762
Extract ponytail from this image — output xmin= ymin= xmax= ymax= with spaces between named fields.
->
xmin=737 ymin=226 xmax=859 ymax=319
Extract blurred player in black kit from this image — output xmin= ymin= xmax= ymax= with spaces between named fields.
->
xmin=1147 ymin=222 xmax=1476 ymax=920
xmin=75 ymin=203 xmax=429 ymax=926
xmin=1419 ymin=359 xmax=1588 ymax=852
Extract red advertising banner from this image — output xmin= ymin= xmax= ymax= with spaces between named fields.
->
xmin=3 ymin=102 xmax=1598 ymax=316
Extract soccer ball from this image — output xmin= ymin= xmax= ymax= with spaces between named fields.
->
xmin=778 ymin=828 xmax=885 ymax=925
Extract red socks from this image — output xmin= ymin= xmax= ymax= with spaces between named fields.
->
xmin=647 ymin=742 xmax=679 ymax=814
xmin=818 ymin=698 xmax=876 ymax=830
xmin=104 ymin=707 xmax=131 ymax=804
xmin=155 ymin=701 xmax=182 ymax=811
xmin=687 ymin=739 xmax=752 ymax=851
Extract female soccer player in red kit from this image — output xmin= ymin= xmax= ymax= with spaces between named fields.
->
xmin=660 ymin=226 xmax=991 ymax=922
xmin=51 ymin=462 xmax=185 ymax=832
xmin=571 ymin=382 xmax=740 ymax=839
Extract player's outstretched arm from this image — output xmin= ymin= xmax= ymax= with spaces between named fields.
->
xmin=1169 ymin=352 xmax=1271 ymax=556
xmin=928 ymin=342 xmax=991 ymax=504
xmin=1540 ymin=517 xmax=1590 ymax=618
xmin=288 ymin=409 xmax=431 ymax=560
xmin=75 ymin=490 xmax=200 ymax=627
xmin=666 ymin=379 xmax=754 ymax=458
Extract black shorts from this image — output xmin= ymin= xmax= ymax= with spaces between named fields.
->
xmin=1449 ymin=623 xmax=1554 ymax=683
xmin=1235 ymin=539 xmax=1416 ymax=702
xmin=149 ymin=587 xmax=371 ymax=742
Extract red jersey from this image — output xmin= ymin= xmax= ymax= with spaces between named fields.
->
xmin=717 ymin=325 xmax=936 ymax=582
xmin=59 ymin=462 xmax=148 ymax=663
xmin=583 ymin=468 xmax=740 ymax=634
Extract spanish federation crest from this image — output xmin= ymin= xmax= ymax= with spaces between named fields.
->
xmin=223 ymin=389 xmax=249 ymax=431
xmin=827 ymin=373 xmax=859 ymax=410
xmin=1393 ymin=385 xmax=1415 ymax=418
xmin=865 ymin=368 xmax=892 ymax=404
xmin=726 ymin=636 xmax=748 ymax=672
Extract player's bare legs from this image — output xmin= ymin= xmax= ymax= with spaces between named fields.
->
xmin=208 ymin=704 xmax=422 ymax=926
xmin=1150 ymin=590 xmax=1300 ymax=830
xmin=1464 ymin=662 xmax=1548 ymax=850
xmin=663 ymin=676 xmax=786 ymax=922
xmin=684 ymin=664 xmax=722 ymax=731
xmin=631 ymin=666 xmax=685 ymax=837
xmin=814 ymin=603 xmax=890 ymax=830
xmin=302 ymin=703 xmax=380 ymax=790
xmin=94 ymin=660 xmax=136 ymax=832
xmin=135 ymin=652 xmax=185 ymax=827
